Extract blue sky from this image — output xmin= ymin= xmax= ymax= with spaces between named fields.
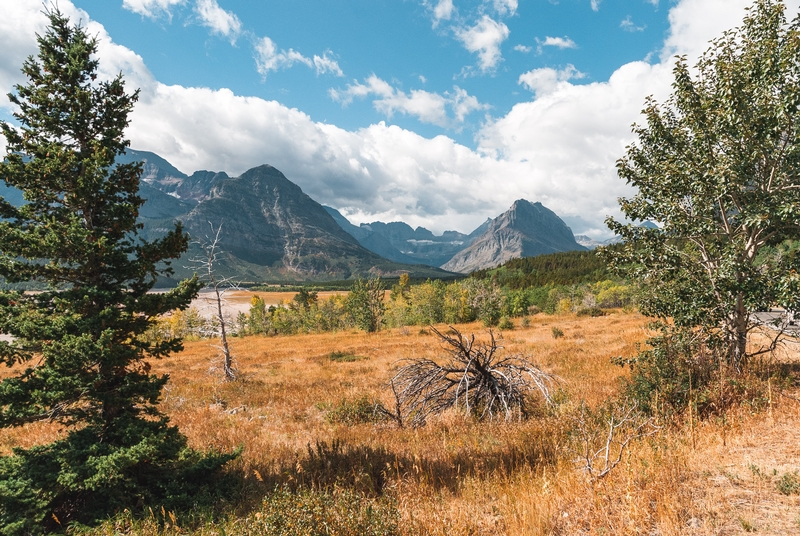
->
xmin=2 ymin=0 xmax=797 ymax=237
xmin=70 ymin=0 xmax=670 ymax=145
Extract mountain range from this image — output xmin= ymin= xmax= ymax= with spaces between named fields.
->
xmin=1 ymin=149 xmax=590 ymax=282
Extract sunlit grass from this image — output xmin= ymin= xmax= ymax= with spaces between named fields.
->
xmin=4 ymin=310 xmax=800 ymax=534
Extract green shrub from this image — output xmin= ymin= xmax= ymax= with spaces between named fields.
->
xmin=498 ymin=316 xmax=514 ymax=330
xmin=615 ymin=323 xmax=768 ymax=418
xmin=71 ymin=486 xmax=399 ymax=536
xmin=777 ymin=471 xmax=800 ymax=495
xmin=329 ymin=351 xmax=361 ymax=362
xmin=246 ymin=487 xmax=399 ymax=536
xmin=551 ymin=327 xmax=564 ymax=339
xmin=326 ymin=396 xmax=388 ymax=425
xmin=576 ymin=307 xmax=605 ymax=317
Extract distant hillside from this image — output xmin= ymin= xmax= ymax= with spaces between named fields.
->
xmin=324 ymin=206 xmax=482 ymax=267
xmin=442 ymin=199 xmax=587 ymax=273
xmin=471 ymin=248 xmax=617 ymax=289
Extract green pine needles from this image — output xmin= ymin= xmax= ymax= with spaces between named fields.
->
xmin=0 ymin=10 xmax=235 ymax=534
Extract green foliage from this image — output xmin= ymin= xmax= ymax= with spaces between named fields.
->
xmin=245 ymin=293 xmax=351 ymax=336
xmin=615 ymin=323 xmax=768 ymax=418
xmin=471 ymin=249 xmax=615 ymax=289
xmin=606 ymin=0 xmax=800 ymax=368
xmin=615 ymin=324 xmax=714 ymax=416
xmin=497 ymin=316 xmax=514 ymax=330
xmin=551 ymin=327 xmax=564 ymax=339
xmin=69 ymin=486 xmax=399 ymax=536
xmin=346 ymin=277 xmax=386 ymax=332
xmin=325 ymin=396 xmax=388 ymax=425
xmin=0 ymin=11 xmax=233 ymax=533
xmin=777 ymin=471 xmax=800 ymax=495
xmin=329 ymin=351 xmax=362 ymax=362
xmin=291 ymin=288 xmax=318 ymax=311
xmin=576 ymin=307 xmax=605 ymax=317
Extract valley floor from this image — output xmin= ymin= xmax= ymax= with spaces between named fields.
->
xmin=3 ymin=312 xmax=800 ymax=535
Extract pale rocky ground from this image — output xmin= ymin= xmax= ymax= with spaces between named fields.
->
xmin=188 ymin=289 xmax=346 ymax=320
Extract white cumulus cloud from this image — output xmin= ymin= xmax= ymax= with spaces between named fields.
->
xmin=122 ymin=0 xmax=184 ymax=19
xmin=194 ymin=0 xmax=241 ymax=42
xmin=433 ymin=0 xmax=455 ymax=28
xmin=514 ymin=44 xmax=532 ymax=53
xmin=253 ymin=36 xmax=311 ymax=76
xmin=538 ymin=36 xmax=577 ymax=52
xmin=330 ymin=75 xmax=486 ymax=129
xmin=492 ymin=0 xmax=518 ymax=16
xmin=455 ymin=15 xmax=510 ymax=73
xmin=313 ymin=51 xmax=344 ymax=77
xmin=518 ymin=65 xmax=585 ymax=98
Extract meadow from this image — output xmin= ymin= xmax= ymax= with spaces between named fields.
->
xmin=3 ymin=309 xmax=800 ymax=535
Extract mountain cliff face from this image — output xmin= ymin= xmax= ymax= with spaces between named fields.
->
xmin=324 ymin=207 xmax=483 ymax=267
xmin=441 ymin=200 xmax=587 ymax=274
xmin=116 ymin=149 xmax=229 ymax=204
xmin=125 ymin=156 xmax=453 ymax=282
xmin=180 ymin=165 xmax=407 ymax=279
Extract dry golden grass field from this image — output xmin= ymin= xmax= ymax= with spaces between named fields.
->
xmin=3 ymin=310 xmax=800 ymax=535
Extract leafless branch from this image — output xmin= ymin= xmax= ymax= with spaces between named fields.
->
xmin=571 ymin=400 xmax=660 ymax=482
xmin=189 ymin=221 xmax=239 ymax=381
xmin=389 ymin=326 xmax=556 ymax=427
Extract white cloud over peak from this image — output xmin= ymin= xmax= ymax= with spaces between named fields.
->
xmin=194 ymin=0 xmax=241 ymax=42
xmin=329 ymin=76 xmax=486 ymax=128
xmin=122 ymin=0 xmax=184 ymax=19
xmin=455 ymin=15 xmax=509 ymax=72
xmin=518 ymin=65 xmax=585 ymax=98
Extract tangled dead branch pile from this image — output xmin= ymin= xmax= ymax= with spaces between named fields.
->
xmin=388 ymin=326 xmax=556 ymax=426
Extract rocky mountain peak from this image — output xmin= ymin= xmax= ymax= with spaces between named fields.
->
xmin=441 ymin=199 xmax=586 ymax=274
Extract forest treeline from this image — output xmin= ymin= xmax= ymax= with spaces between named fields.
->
xmin=148 ymin=249 xmax=634 ymax=341
xmin=470 ymin=248 xmax=616 ymax=289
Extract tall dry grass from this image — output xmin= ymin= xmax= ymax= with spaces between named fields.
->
xmin=4 ymin=311 xmax=800 ymax=534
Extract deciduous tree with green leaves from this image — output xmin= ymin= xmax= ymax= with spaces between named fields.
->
xmin=346 ymin=277 xmax=386 ymax=332
xmin=0 ymin=10 xmax=234 ymax=534
xmin=607 ymin=0 xmax=800 ymax=371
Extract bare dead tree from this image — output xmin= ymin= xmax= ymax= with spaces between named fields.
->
xmin=389 ymin=326 xmax=556 ymax=427
xmin=191 ymin=221 xmax=238 ymax=381
xmin=571 ymin=400 xmax=660 ymax=482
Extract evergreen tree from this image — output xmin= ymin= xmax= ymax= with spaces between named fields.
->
xmin=0 ymin=10 xmax=233 ymax=534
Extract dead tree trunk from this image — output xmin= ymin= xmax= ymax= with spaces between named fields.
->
xmin=194 ymin=222 xmax=237 ymax=381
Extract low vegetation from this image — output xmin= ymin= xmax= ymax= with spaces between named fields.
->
xmin=6 ymin=311 xmax=800 ymax=534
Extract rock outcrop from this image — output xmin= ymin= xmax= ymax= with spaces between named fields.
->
xmin=441 ymin=199 xmax=586 ymax=273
